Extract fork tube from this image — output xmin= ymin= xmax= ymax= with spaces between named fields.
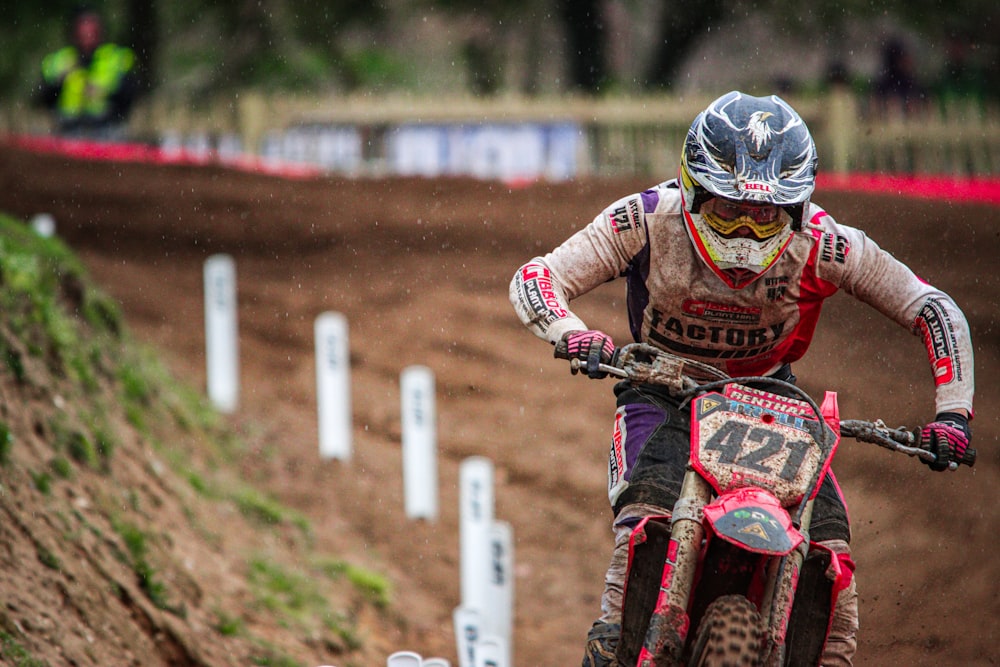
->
xmin=762 ymin=499 xmax=813 ymax=654
xmin=664 ymin=470 xmax=713 ymax=613
xmin=638 ymin=469 xmax=713 ymax=664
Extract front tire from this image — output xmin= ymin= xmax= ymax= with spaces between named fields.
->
xmin=685 ymin=595 xmax=766 ymax=667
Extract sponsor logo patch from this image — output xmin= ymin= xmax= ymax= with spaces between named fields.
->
xmin=682 ymin=299 xmax=762 ymax=324
xmin=764 ymin=276 xmax=788 ymax=301
xmin=740 ymin=180 xmax=775 ymax=195
xmin=608 ymin=197 xmax=641 ymax=234
xmin=740 ymin=522 xmax=772 ymax=542
xmin=608 ymin=409 xmax=628 ymax=504
xmin=517 ymin=263 xmax=568 ymax=332
xmin=915 ymin=298 xmax=960 ymax=385
xmin=648 ymin=308 xmax=786 ymax=359
xmin=820 ymin=233 xmax=849 ymax=264
xmin=725 ymin=386 xmax=814 ymax=421
xmin=610 ymin=411 xmax=626 ymax=484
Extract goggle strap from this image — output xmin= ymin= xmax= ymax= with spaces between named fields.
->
xmin=786 ymin=203 xmax=806 ymax=231
xmin=690 ymin=188 xmax=715 ymax=213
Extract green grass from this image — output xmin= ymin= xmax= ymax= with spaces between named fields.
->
xmin=214 ymin=609 xmax=245 ymax=636
xmin=316 ymin=558 xmax=392 ymax=609
xmin=187 ymin=471 xmax=210 ymax=495
xmin=0 ymin=422 xmax=12 ymax=465
xmin=248 ymin=558 xmax=326 ymax=615
xmin=231 ymin=487 xmax=312 ymax=539
xmin=65 ymin=430 xmax=98 ymax=468
xmin=30 ymin=470 xmax=52 ymax=495
xmin=50 ymin=456 xmax=72 ymax=479
xmin=36 ymin=546 xmax=61 ymax=571
xmin=112 ymin=520 xmax=172 ymax=612
xmin=0 ymin=631 xmax=47 ymax=667
xmin=2 ymin=341 xmax=26 ymax=383
xmin=0 ymin=226 xmax=93 ymax=384
xmin=92 ymin=423 xmax=116 ymax=468
xmin=247 ymin=556 xmax=360 ymax=649
xmin=248 ymin=640 xmax=304 ymax=667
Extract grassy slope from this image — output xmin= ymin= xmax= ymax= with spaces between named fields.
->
xmin=0 ymin=213 xmax=393 ymax=667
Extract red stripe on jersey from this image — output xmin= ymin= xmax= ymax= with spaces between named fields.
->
xmin=772 ymin=227 xmax=838 ymax=364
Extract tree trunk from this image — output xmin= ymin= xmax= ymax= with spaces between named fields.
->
xmin=558 ymin=0 xmax=606 ymax=94
xmin=125 ymin=0 xmax=158 ymax=96
xmin=644 ymin=1 xmax=726 ymax=90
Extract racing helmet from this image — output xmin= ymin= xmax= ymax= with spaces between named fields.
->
xmin=679 ymin=91 xmax=818 ymax=287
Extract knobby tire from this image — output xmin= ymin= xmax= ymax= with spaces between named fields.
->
xmin=685 ymin=594 xmax=766 ymax=667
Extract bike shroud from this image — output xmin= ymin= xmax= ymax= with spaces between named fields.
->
xmin=560 ymin=342 xmax=974 ymax=667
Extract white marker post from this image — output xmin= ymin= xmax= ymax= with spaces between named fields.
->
xmin=474 ymin=635 xmax=506 ymax=667
xmin=460 ymin=457 xmax=494 ymax=614
xmin=315 ymin=312 xmax=352 ymax=460
xmin=401 ymin=365 xmax=438 ymax=521
xmin=453 ymin=606 xmax=482 ymax=667
xmin=386 ymin=651 xmax=422 ymax=667
xmin=203 ymin=254 xmax=239 ymax=413
xmin=486 ymin=521 xmax=514 ymax=664
xmin=30 ymin=213 xmax=56 ymax=238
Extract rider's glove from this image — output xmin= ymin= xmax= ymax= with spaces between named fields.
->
xmin=918 ymin=412 xmax=972 ymax=471
xmin=555 ymin=330 xmax=615 ymax=378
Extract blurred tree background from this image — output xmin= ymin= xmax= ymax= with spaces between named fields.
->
xmin=2 ymin=0 xmax=997 ymax=105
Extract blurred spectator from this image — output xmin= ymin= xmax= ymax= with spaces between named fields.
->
xmin=38 ymin=6 xmax=138 ymax=140
xmin=871 ymin=37 xmax=926 ymax=116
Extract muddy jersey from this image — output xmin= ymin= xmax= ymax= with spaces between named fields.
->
xmin=510 ymin=180 xmax=974 ymax=416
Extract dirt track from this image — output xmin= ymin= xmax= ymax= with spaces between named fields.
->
xmin=2 ymin=145 xmax=998 ymax=666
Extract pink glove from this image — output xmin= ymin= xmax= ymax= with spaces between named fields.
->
xmin=555 ymin=330 xmax=615 ymax=378
xmin=918 ymin=412 xmax=973 ymax=471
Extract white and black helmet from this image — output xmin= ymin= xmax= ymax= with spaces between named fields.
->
xmin=680 ymin=91 xmax=818 ymax=229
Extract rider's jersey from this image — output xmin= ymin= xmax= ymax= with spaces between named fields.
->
xmin=509 ymin=179 xmax=974 ymax=416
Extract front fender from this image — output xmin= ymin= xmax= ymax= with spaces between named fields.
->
xmin=703 ymin=487 xmax=803 ymax=555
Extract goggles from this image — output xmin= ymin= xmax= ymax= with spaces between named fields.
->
xmin=701 ymin=198 xmax=786 ymax=239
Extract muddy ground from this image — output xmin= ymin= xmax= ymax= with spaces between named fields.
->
xmin=2 ymin=145 xmax=997 ymax=666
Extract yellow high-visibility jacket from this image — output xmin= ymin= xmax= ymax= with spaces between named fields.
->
xmin=41 ymin=43 xmax=136 ymax=123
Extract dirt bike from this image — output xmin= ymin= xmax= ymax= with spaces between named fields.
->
xmin=559 ymin=342 xmax=975 ymax=667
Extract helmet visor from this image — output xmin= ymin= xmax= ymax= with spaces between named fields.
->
xmin=702 ymin=197 xmax=786 ymax=239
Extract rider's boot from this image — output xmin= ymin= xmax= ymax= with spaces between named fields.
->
xmin=819 ymin=538 xmax=859 ymax=667
xmin=582 ymin=620 xmax=621 ymax=667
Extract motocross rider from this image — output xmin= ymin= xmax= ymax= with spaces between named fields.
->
xmin=509 ymin=91 xmax=975 ymax=666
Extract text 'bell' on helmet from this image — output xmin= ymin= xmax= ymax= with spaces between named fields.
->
xmin=679 ymin=91 xmax=818 ymax=287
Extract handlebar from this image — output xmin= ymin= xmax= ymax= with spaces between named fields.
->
xmin=840 ymin=419 xmax=976 ymax=470
xmin=558 ymin=342 xmax=976 ymax=470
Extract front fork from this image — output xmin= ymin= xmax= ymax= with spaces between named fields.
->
xmin=635 ymin=469 xmax=712 ymax=666
xmin=635 ymin=475 xmax=814 ymax=666
xmin=760 ymin=499 xmax=812 ymax=666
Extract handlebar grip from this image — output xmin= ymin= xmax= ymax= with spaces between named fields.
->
xmin=585 ymin=344 xmax=604 ymax=377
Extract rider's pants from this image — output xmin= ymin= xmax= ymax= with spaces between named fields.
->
xmin=820 ymin=539 xmax=859 ymax=667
